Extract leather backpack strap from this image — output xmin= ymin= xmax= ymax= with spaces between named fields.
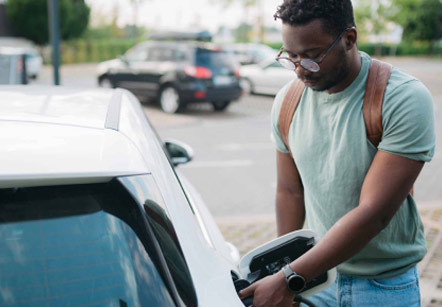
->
xmin=278 ymin=79 xmax=306 ymax=152
xmin=362 ymin=60 xmax=414 ymax=195
xmin=363 ymin=59 xmax=392 ymax=147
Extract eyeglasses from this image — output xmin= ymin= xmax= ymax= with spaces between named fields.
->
xmin=275 ymin=27 xmax=355 ymax=73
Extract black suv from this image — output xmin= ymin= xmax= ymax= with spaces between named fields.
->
xmin=97 ymin=40 xmax=242 ymax=113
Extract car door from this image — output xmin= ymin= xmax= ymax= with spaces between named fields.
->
xmin=112 ymin=43 xmax=150 ymax=94
xmin=141 ymin=46 xmax=176 ymax=94
xmin=123 ymin=45 xmax=177 ymax=99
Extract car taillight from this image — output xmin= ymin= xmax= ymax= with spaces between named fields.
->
xmin=17 ymin=58 xmax=23 ymax=72
xmin=234 ymin=68 xmax=240 ymax=78
xmin=185 ymin=66 xmax=212 ymax=79
xmin=194 ymin=91 xmax=206 ymax=98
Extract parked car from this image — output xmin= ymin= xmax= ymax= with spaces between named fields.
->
xmin=97 ymin=40 xmax=242 ymax=113
xmin=239 ymin=57 xmax=297 ymax=96
xmin=222 ymin=43 xmax=277 ymax=66
xmin=0 ymin=37 xmax=42 ymax=79
xmin=0 ymin=47 xmax=28 ymax=84
xmin=0 ymin=85 xmax=247 ymax=306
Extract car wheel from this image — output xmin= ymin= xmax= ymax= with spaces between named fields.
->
xmin=212 ymin=101 xmax=231 ymax=111
xmin=160 ymin=86 xmax=184 ymax=113
xmin=99 ymin=77 xmax=114 ymax=88
xmin=239 ymin=78 xmax=253 ymax=95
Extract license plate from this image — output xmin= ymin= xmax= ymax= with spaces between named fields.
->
xmin=213 ymin=76 xmax=232 ymax=86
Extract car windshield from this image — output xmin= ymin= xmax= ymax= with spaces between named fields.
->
xmin=0 ymin=182 xmax=175 ymax=306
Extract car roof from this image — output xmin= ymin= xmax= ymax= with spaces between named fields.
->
xmin=147 ymin=30 xmax=212 ymax=41
xmin=0 ymin=46 xmax=27 ymax=55
xmin=135 ymin=39 xmax=223 ymax=51
xmin=0 ymin=86 xmax=150 ymax=188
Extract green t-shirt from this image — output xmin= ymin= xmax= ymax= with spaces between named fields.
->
xmin=271 ymin=52 xmax=435 ymax=279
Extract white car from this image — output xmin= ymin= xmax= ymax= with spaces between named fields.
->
xmin=0 ymin=37 xmax=43 ymax=79
xmin=0 ymin=85 xmax=247 ymax=306
xmin=0 ymin=86 xmax=333 ymax=306
xmin=239 ymin=58 xmax=297 ymax=96
xmin=222 ymin=43 xmax=277 ymax=65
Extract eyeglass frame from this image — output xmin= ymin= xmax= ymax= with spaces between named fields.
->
xmin=275 ymin=26 xmax=356 ymax=73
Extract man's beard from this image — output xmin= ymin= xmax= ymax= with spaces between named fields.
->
xmin=310 ymin=48 xmax=349 ymax=92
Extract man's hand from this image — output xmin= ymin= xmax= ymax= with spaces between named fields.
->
xmin=239 ymin=272 xmax=295 ymax=307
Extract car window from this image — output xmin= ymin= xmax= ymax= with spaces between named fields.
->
xmin=0 ymin=181 xmax=175 ymax=306
xmin=147 ymin=47 xmax=175 ymax=62
xmin=175 ymin=49 xmax=188 ymax=61
xmin=119 ymin=175 xmax=197 ymax=307
xmin=125 ymin=44 xmax=149 ymax=62
xmin=195 ymin=49 xmax=235 ymax=69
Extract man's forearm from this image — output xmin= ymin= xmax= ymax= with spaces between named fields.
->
xmin=276 ymin=191 xmax=305 ymax=236
xmin=289 ymin=204 xmax=387 ymax=282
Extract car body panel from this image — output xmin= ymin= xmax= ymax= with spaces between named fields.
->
xmin=0 ymin=122 xmax=148 ymax=188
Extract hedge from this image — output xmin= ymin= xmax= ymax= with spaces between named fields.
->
xmin=59 ymin=39 xmax=139 ymax=64
xmin=53 ymin=39 xmax=441 ymax=64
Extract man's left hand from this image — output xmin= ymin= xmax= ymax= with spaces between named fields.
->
xmin=239 ymin=272 xmax=295 ymax=307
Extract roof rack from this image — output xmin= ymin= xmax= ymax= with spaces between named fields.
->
xmin=148 ymin=30 xmax=212 ymax=42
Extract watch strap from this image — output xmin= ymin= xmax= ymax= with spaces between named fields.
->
xmin=282 ymin=264 xmax=295 ymax=279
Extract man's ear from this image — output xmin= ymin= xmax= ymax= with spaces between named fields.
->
xmin=345 ymin=28 xmax=357 ymax=50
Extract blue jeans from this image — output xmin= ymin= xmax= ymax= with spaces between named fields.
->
xmin=303 ymin=266 xmax=421 ymax=307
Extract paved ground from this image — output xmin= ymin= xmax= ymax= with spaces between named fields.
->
xmin=216 ymin=203 xmax=442 ymax=306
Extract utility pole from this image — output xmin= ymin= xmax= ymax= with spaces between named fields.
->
xmin=47 ymin=0 xmax=60 ymax=85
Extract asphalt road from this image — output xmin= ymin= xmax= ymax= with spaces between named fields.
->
xmin=34 ymin=57 xmax=442 ymax=218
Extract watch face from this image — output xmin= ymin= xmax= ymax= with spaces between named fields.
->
xmin=288 ymin=275 xmax=306 ymax=292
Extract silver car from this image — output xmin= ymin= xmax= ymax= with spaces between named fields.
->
xmin=239 ymin=58 xmax=297 ymax=96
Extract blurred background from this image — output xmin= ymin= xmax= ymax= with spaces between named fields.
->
xmin=1 ymin=0 xmax=441 ymax=304
xmin=0 ymin=0 xmax=441 ymax=66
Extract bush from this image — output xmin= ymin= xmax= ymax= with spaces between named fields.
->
xmin=59 ymin=39 xmax=139 ymax=64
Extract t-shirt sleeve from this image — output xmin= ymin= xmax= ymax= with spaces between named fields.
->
xmin=270 ymin=81 xmax=294 ymax=154
xmin=378 ymin=79 xmax=435 ymax=162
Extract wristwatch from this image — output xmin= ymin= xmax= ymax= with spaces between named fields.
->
xmin=282 ymin=264 xmax=306 ymax=293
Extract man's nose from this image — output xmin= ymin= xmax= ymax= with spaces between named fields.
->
xmin=295 ymin=64 xmax=312 ymax=79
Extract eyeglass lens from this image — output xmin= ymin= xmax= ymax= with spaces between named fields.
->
xmin=277 ymin=57 xmax=320 ymax=73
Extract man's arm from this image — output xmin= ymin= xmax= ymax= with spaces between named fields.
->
xmin=276 ymin=151 xmax=305 ymax=236
xmin=240 ymin=151 xmax=424 ymax=306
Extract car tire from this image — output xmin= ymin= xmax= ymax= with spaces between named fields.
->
xmin=239 ymin=78 xmax=253 ymax=95
xmin=160 ymin=86 xmax=184 ymax=113
xmin=212 ymin=101 xmax=231 ymax=111
xmin=99 ymin=77 xmax=114 ymax=88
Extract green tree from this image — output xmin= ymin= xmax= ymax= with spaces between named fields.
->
xmin=6 ymin=0 xmax=90 ymax=45
xmin=354 ymin=0 xmax=391 ymax=43
xmin=233 ymin=23 xmax=253 ymax=42
xmin=390 ymin=0 xmax=442 ymax=44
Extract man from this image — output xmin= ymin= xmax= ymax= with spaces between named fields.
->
xmin=239 ymin=0 xmax=435 ymax=306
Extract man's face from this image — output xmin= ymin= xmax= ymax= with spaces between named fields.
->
xmin=281 ymin=20 xmax=349 ymax=92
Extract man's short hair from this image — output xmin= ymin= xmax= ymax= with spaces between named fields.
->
xmin=274 ymin=0 xmax=355 ymax=37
